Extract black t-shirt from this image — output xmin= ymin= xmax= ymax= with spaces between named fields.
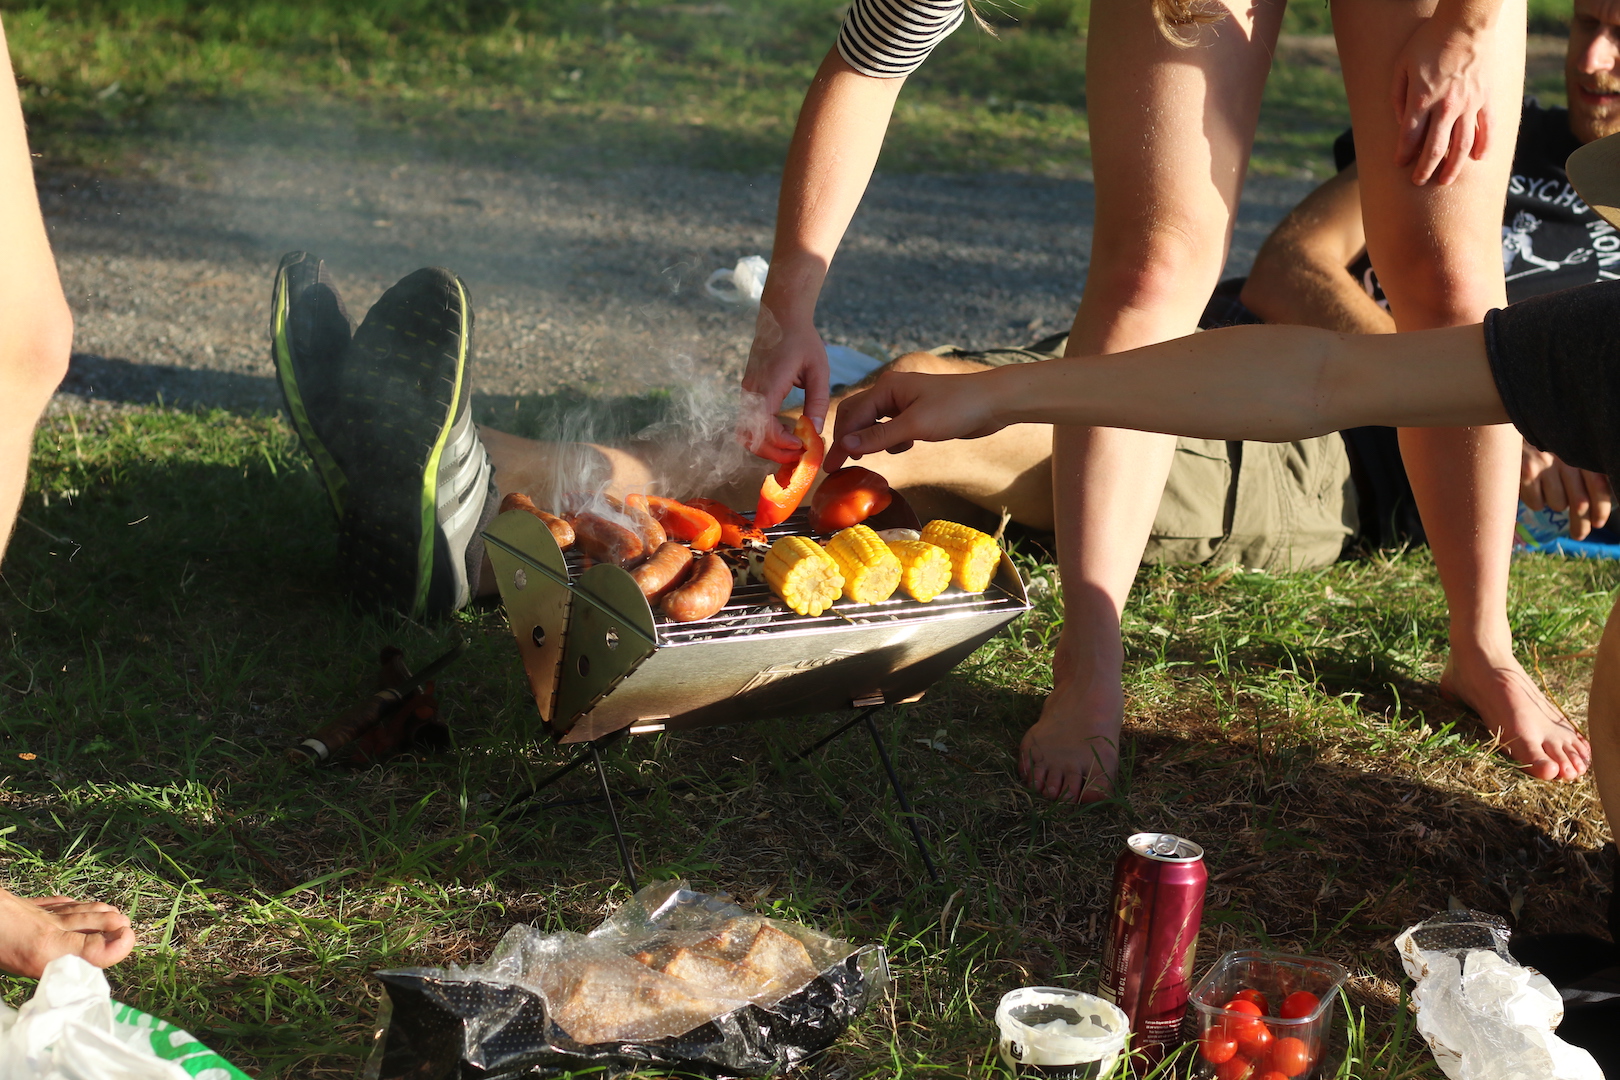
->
xmin=1486 ymin=280 xmax=1620 ymax=485
xmin=1336 ymin=100 xmax=1617 ymax=305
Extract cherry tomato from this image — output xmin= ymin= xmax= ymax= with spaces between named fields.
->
xmin=1279 ymin=991 xmax=1320 ymax=1020
xmin=1235 ymin=1021 xmax=1273 ymax=1061
xmin=809 ymin=466 xmax=893 ymax=533
xmin=1200 ymin=1031 xmax=1239 ymax=1064
xmin=1219 ymin=998 xmax=1265 ymax=1038
xmin=1223 ymin=999 xmax=1264 ymax=1018
xmin=1270 ymin=1036 xmax=1311 ymax=1077
xmin=1230 ymin=988 xmax=1270 ymax=1013
xmin=1256 ymin=1073 xmax=1290 ymax=1080
xmin=1214 ymin=1055 xmax=1255 ymax=1080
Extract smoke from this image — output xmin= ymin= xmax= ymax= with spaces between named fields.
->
xmin=630 ymin=352 xmax=769 ymax=501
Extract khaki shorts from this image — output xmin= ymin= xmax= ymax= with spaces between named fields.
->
xmin=930 ymin=340 xmax=1359 ymax=572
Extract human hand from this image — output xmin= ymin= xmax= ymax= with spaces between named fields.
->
xmin=1390 ymin=17 xmax=1493 ymax=185
xmin=825 ymin=368 xmax=1005 ymax=472
xmin=1521 ymin=443 xmax=1613 ymax=540
xmin=739 ymin=308 xmax=829 ymax=464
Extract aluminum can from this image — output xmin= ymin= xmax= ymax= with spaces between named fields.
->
xmin=1097 ymin=832 xmax=1208 ymax=1056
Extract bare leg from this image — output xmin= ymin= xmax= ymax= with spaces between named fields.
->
xmin=1032 ymin=0 xmax=1285 ymax=801
xmin=0 ymin=888 xmax=135 ymax=978
xmin=1336 ymin=0 xmax=1589 ymax=781
xmin=1588 ymin=598 xmax=1620 ymax=848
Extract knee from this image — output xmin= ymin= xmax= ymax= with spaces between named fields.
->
xmin=1085 ymin=225 xmax=1225 ymax=315
xmin=8 ymin=298 xmax=72 ymax=404
xmin=886 ymin=351 xmax=971 ymax=375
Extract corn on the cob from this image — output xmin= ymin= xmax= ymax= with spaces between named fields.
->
xmin=885 ymin=539 xmax=952 ymax=602
xmin=919 ymin=520 xmax=1000 ymax=593
xmin=824 ymin=525 xmax=902 ymax=604
xmin=764 ymin=535 xmax=844 ymax=616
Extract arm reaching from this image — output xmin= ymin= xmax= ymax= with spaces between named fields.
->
xmin=826 ymin=322 xmax=1509 ymax=469
xmin=742 ymin=49 xmax=904 ymax=462
xmin=1389 ymin=0 xmax=1505 ymax=185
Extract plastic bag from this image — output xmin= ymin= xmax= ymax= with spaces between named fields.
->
xmin=0 ymin=954 xmax=250 ymax=1080
xmin=704 ymin=256 xmax=769 ymax=306
xmin=1395 ymin=910 xmax=1602 ymax=1080
xmin=369 ymin=880 xmax=887 ymax=1078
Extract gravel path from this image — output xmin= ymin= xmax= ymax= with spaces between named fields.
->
xmin=42 ymin=145 xmax=1315 ymax=418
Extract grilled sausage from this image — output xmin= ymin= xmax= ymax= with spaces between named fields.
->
xmin=630 ymin=541 xmax=694 ymax=602
xmin=570 ymin=511 xmax=644 ymax=566
xmin=661 ymin=551 xmax=734 ymax=623
xmin=500 ymin=492 xmax=575 ymax=549
xmin=623 ymin=493 xmax=668 ymax=551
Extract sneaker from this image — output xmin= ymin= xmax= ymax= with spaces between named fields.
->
xmin=270 ymin=251 xmax=354 ymax=518
xmin=327 ymin=267 xmax=497 ymax=618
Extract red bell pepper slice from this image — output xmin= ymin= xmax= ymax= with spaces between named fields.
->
xmin=756 ymin=415 xmax=824 ymax=529
xmin=646 ymin=495 xmax=722 ymax=550
xmin=685 ymin=498 xmax=766 ymax=547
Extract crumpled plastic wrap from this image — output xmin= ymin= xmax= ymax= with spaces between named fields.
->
xmin=1395 ymin=910 xmax=1602 ymax=1080
xmin=369 ymin=880 xmax=888 ymax=1079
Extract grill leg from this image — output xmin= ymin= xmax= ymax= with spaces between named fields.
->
xmin=862 ymin=711 xmax=942 ymax=885
xmin=591 ymin=741 xmax=639 ymax=893
xmin=497 ymin=745 xmax=595 ymax=818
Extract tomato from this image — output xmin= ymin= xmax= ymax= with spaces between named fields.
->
xmin=1269 ymin=1036 xmax=1311 ymax=1077
xmin=810 ymin=466 xmax=893 ymax=533
xmin=1223 ymin=999 xmax=1264 ymax=1018
xmin=1214 ymin=1055 xmax=1255 ymax=1080
xmin=1279 ymin=991 xmax=1320 ymax=1020
xmin=1235 ymin=1021 xmax=1273 ymax=1061
xmin=1256 ymin=1073 xmax=1290 ymax=1080
xmin=1229 ymin=988 xmax=1270 ymax=1013
xmin=1200 ymin=1031 xmax=1239 ymax=1064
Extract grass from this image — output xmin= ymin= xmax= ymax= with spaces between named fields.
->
xmin=7 ymin=0 xmax=1541 ymax=181
xmin=0 ymin=401 xmax=1612 ymax=1077
xmin=1 ymin=1 xmax=1608 ymax=1075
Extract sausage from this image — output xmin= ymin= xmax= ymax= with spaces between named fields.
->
xmin=630 ymin=541 xmax=694 ymax=602
xmin=661 ymin=551 xmax=734 ymax=623
xmin=499 ymin=492 xmax=575 ymax=549
xmin=622 ymin=493 xmax=668 ymax=551
xmin=570 ymin=511 xmax=644 ymax=567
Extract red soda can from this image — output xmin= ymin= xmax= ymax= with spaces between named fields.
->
xmin=1098 ymin=832 xmax=1208 ymax=1057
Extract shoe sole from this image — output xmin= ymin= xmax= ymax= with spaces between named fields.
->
xmin=334 ymin=269 xmax=472 ymax=618
xmin=271 ymin=252 xmax=348 ymax=518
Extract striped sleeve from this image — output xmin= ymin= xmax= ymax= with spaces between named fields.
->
xmin=836 ymin=0 xmax=967 ymax=79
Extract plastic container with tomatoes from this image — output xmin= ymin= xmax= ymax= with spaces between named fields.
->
xmin=1187 ymin=951 xmax=1348 ymax=1080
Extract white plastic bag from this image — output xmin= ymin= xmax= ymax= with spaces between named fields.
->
xmin=704 ymin=255 xmax=769 ymax=306
xmin=1395 ymin=910 xmax=1601 ymax=1080
xmin=0 ymin=955 xmax=248 ymax=1080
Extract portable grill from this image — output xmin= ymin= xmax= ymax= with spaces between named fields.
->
xmin=483 ymin=501 xmax=1031 ymax=887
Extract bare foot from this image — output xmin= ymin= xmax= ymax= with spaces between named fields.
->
xmin=1439 ymin=644 xmax=1591 ymax=781
xmin=0 ymin=887 xmax=135 ymax=978
xmin=1019 ymin=632 xmax=1124 ymax=803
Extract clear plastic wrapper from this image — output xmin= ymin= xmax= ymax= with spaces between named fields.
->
xmin=369 ymin=880 xmax=888 ymax=1078
xmin=1394 ymin=909 xmax=1601 ymax=1080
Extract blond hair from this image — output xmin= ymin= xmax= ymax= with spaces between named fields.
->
xmin=1152 ymin=0 xmax=1225 ymax=45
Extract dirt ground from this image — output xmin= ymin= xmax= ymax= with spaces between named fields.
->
xmin=40 ymin=144 xmax=1315 ymax=417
